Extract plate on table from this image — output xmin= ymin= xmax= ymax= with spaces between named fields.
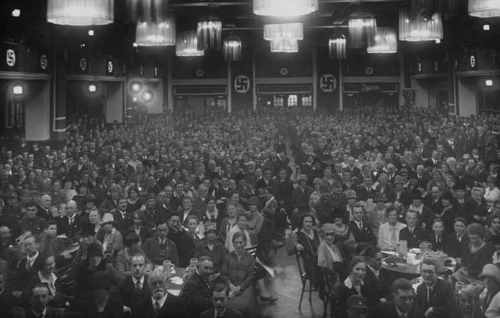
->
xmin=167 ymin=289 xmax=181 ymax=296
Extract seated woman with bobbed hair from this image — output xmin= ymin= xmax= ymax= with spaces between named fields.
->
xmin=317 ymin=223 xmax=345 ymax=278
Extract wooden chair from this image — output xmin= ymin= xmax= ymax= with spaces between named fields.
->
xmin=296 ymin=251 xmax=315 ymax=313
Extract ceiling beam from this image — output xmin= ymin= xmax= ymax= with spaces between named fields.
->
xmin=170 ymin=0 xmax=405 ymax=7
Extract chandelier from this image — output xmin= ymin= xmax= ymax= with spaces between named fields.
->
xmin=348 ymin=17 xmax=377 ymax=48
xmin=47 ymin=0 xmax=114 ymax=26
xmin=270 ymin=38 xmax=299 ymax=53
xmin=176 ymin=31 xmax=205 ymax=57
xmin=135 ymin=20 xmax=175 ymax=46
xmin=223 ymin=36 xmax=242 ymax=62
xmin=329 ymin=36 xmax=347 ymax=59
xmin=367 ymin=27 xmax=398 ymax=54
xmin=253 ymin=0 xmax=319 ymax=17
xmin=469 ymin=0 xmax=500 ymax=18
xmin=399 ymin=10 xmax=443 ymax=42
xmin=197 ymin=17 xmax=223 ymax=50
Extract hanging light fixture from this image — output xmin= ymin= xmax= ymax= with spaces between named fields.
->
xmin=367 ymin=27 xmax=398 ymax=54
xmin=253 ymin=0 xmax=318 ymax=17
xmin=399 ymin=10 xmax=443 ymax=42
xmin=47 ymin=0 xmax=114 ymax=26
xmin=263 ymin=23 xmax=304 ymax=41
xmin=223 ymin=35 xmax=242 ymax=62
xmin=348 ymin=16 xmax=377 ymax=48
xmin=176 ymin=31 xmax=205 ymax=57
xmin=270 ymin=38 xmax=299 ymax=53
xmin=469 ymin=0 xmax=500 ymax=18
xmin=329 ymin=36 xmax=347 ymax=59
xmin=197 ymin=17 xmax=222 ymax=50
xmin=135 ymin=19 xmax=175 ymax=46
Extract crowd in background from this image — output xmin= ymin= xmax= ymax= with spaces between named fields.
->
xmin=0 ymin=107 xmax=499 ymax=318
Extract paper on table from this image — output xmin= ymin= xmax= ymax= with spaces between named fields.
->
xmin=167 ymin=289 xmax=181 ymax=296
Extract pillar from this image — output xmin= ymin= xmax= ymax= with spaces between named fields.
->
xmin=227 ymin=61 xmax=232 ymax=114
xmin=399 ymin=53 xmax=406 ymax=107
xmin=312 ymin=48 xmax=318 ymax=112
xmin=167 ymin=50 xmax=174 ymax=112
xmin=252 ymin=51 xmax=257 ymax=113
xmin=339 ymin=60 xmax=344 ymax=111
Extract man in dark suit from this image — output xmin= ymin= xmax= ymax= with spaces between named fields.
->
xmin=142 ymin=269 xmax=186 ymax=318
xmin=370 ymin=278 xmax=416 ymax=318
xmin=399 ymin=211 xmax=427 ymax=249
xmin=112 ymin=198 xmax=133 ymax=236
xmin=120 ymin=254 xmax=151 ymax=318
xmin=167 ymin=214 xmax=195 ymax=267
xmin=443 ymin=217 xmax=468 ymax=259
xmin=200 ymin=285 xmax=243 ymax=318
xmin=414 ymin=259 xmax=456 ymax=318
xmin=142 ymin=222 xmax=179 ymax=266
xmin=350 ymin=202 xmax=376 ymax=250
xmin=14 ymin=235 xmax=44 ymax=291
xmin=181 ymin=256 xmax=215 ymax=318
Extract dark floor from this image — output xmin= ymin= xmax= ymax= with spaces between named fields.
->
xmin=259 ymin=248 xmax=325 ymax=318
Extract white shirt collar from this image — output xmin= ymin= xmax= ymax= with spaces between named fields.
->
xmin=132 ymin=276 xmax=144 ymax=287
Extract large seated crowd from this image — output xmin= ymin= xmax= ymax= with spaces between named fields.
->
xmin=0 ymin=107 xmax=499 ymax=318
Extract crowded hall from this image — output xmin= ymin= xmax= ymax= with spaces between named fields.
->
xmin=1 ymin=0 xmax=500 ymax=318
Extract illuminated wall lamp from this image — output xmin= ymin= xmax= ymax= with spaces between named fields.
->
xmin=88 ymin=83 xmax=97 ymax=93
xmin=485 ymin=79 xmax=493 ymax=87
xmin=11 ymin=9 xmax=21 ymax=17
xmin=12 ymin=84 xmax=24 ymax=95
xmin=483 ymin=24 xmax=491 ymax=31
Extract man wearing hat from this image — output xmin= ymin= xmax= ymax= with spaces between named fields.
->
xmin=96 ymin=213 xmax=123 ymax=257
xmin=480 ymin=263 xmax=500 ymax=318
xmin=195 ymin=224 xmax=225 ymax=271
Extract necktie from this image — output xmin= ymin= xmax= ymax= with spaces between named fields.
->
xmin=154 ymin=301 xmax=161 ymax=315
xmin=135 ymin=280 xmax=141 ymax=291
xmin=426 ymin=286 xmax=431 ymax=305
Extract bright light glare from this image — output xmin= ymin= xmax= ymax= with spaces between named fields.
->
xmin=88 ymin=84 xmax=97 ymax=93
xmin=12 ymin=85 xmax=23 ymax=95
xmin=11 ymin=9 xmax=21 ymax=17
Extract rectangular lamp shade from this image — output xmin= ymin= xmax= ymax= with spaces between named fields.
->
xmin=348 ymin=18 xmax=377 ymax=49
xmin=47 ymin=0 xmax=114 ymax=25
xmin=270 ymin=38 xmax=299 ymax=53
xmin=469 ymin=0 xmax=500 ymax=18
xmin=264 ymin=23 xmax=304 ymax=41
xmin=135 ymin=20 xmax=175 ymax=46
xmin=328 ymin=37 xmax=347 ymax=59
xmin=399 ymin=11 xmax=443 ymax=42
xmin=367 ymin=27 xmax=398 ymax=54
xmin=253 ymin=0 xmax=318 ymax=17
xmin=176 ymin=31 xmax=205 ymax=57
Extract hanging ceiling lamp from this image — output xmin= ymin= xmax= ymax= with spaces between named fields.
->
xmin=197 ymin=17 xmax=223 ymax=50
xmin=47 ymin=0 xmax=114 ymax=25
xmin=223 ymin=35 xmax=242 ymax=62
xmin=263 ymin=23 xmax=304 ymax=41
xmin=135 ymin=19 xmax=175 ymax=46
xmin=328 ymin=36 xmax=347 ymax=60
xmin=399 ymin=10 xmax=443 ymax=42
xmin=367 ymin=27 xmax=398 ymax=54
xmin=270 ymin=38 xmax=299 ymax=53
xmin=176 ymin=31 xmax=205 ymax=57
xmin=127 ymin=0 xmax=167 ymax=22
xmin=469 ymin=0 xmax=500 ymax=18
xmin=253 ymin=0 xmax=318 ymax=17
xmin=348 ymin=16 xmax=377 ymax=48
